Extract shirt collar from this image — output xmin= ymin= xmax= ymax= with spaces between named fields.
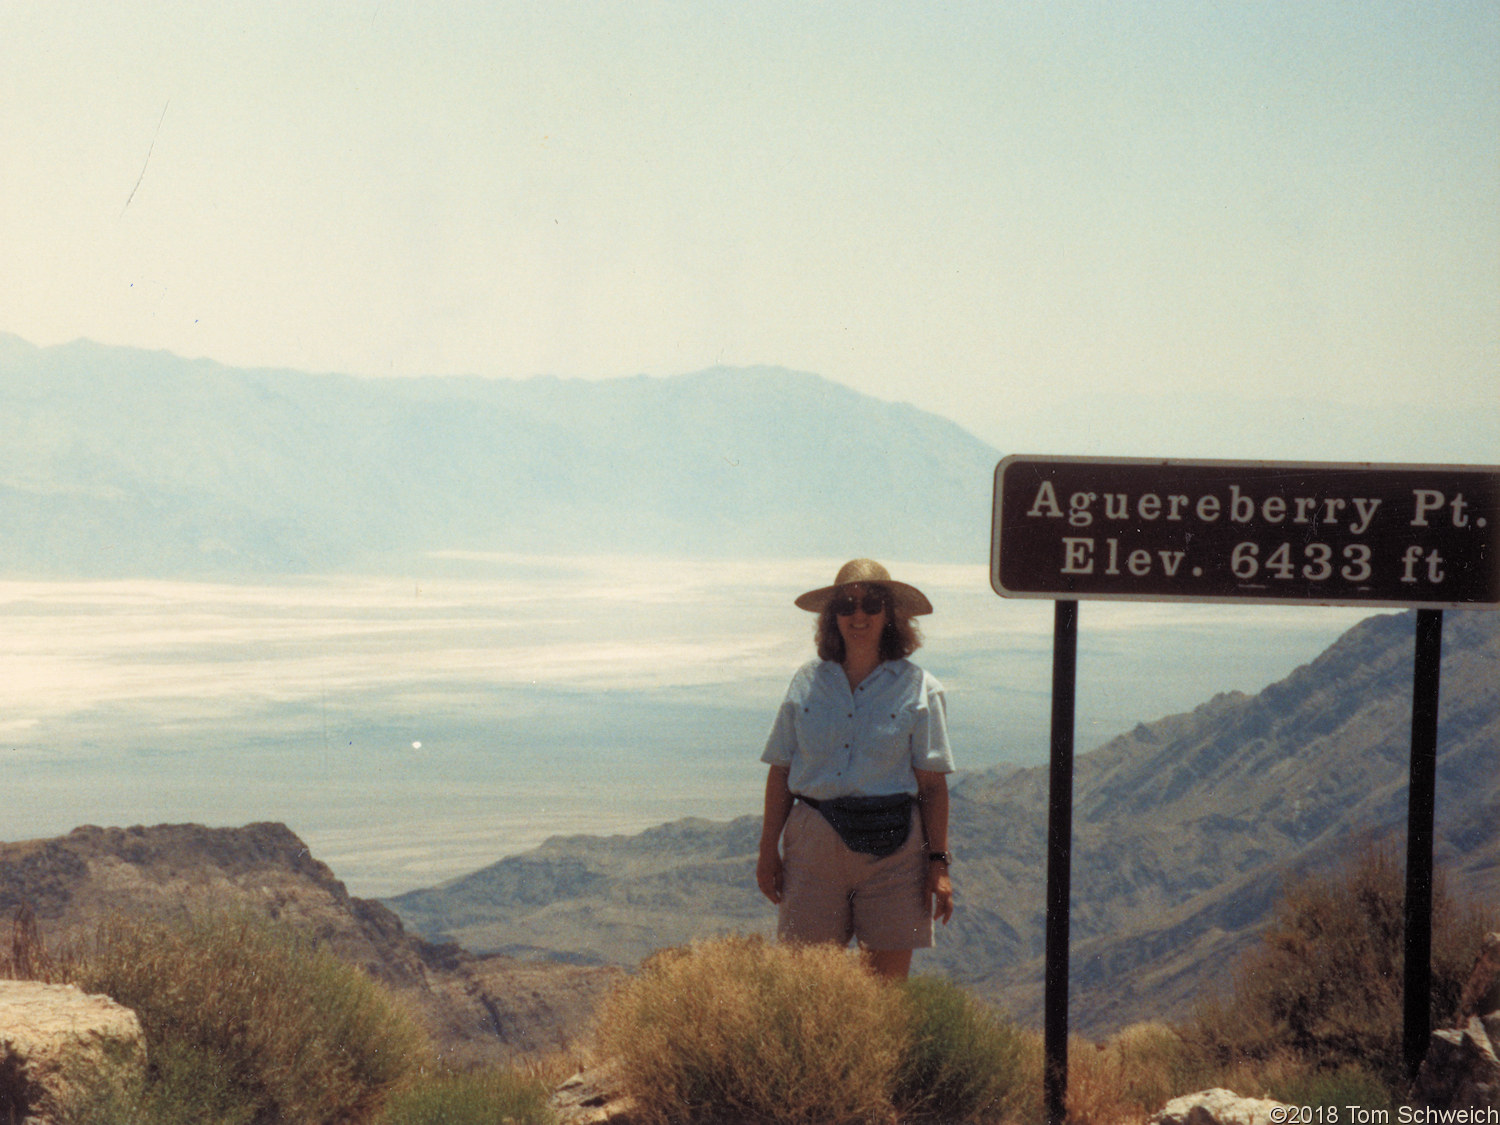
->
xmin=820 ymin=658 xmax=902 ymax=687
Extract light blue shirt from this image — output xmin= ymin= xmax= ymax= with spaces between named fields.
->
xmin=761 ymin=658 xmax=955 ymax=800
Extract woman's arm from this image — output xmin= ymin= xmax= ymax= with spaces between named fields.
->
xmin=756 ymin=764 xmax=794 ymax=904
xmin=915 ymin=768 xmax=954 ymax=925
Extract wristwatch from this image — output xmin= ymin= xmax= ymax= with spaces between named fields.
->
xmin=928 ymin=851 xmax=952 ymax=865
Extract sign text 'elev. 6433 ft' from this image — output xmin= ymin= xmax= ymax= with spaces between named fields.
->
xmin=991 ymin=456 xmax=1500 ymax=608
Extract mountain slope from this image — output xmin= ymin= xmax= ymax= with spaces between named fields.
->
xmin=956 ymin=609 xmax=1500 ymax=1030
xmin=389 ymin=609 xmax=1500 ymax=1035
xmin=0 ymin=334 xmax=999 ymax=576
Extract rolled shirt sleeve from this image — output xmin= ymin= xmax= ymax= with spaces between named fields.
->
xmin=910 ymin=675 xmax=955 ymax=775
xmin=762 ymin=696 xmax=799 ymax=769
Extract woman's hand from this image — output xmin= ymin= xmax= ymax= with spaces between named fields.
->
xmin=756 ymin=846 xmax=784 ymax=904
xmin=915 ymin=769 xmax=953 ymax=925
xmin=927 ymin=862 xmax=954 ymax=925
xmin=757 ymin=765 xmax=793 ymax=906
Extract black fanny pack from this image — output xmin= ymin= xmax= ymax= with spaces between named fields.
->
xmin=798 ymin=793 xmax=915 ymax=858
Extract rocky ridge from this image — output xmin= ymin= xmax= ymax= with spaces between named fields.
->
xmin=0 ymin=822 xmax=616 ymax=1066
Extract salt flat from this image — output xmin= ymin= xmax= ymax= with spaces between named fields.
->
xmin=0 ymin=554 xmax=1379 ymax=896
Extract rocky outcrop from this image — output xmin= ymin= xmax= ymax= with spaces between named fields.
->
xmin=1151 ymin=1088 xmax=1291 ymax=1125
xmin=0 ymin=981 xmax=145 ymax=1125
xmin=0 ymin=822 xmax=619 ymax=1067
xmin=550 ymin=1064 xmax=636 ymax=1125
xmin=0 ymin=822 xmax=428 ymax=987
xmin=418 ymin=956 xmax=622 ymax=1069
xmin=1410 ymin=932 xmax=1500 ymax=1110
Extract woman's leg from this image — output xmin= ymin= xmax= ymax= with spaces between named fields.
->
xmin=850 ymin=808 xmax=931 ymax=977
xmin=778 ymin=803 xmax=855 ymax=946
xmin=863 ymin=948 xmax=914 ymax=980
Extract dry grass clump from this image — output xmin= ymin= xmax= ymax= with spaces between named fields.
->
xmin=375 ymin=1066 xmax=555 ymax=1125
xmin=597 ymin=935 xmax=909 ymax=1125
xmin=1 ymin=901 xmax=58 ymax=982
xmin=1060 ymin=1022 xmax=1211 ymax=1125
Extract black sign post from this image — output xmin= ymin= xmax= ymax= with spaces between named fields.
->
xmin=1043 ymin=598 xmax=1077 ymax=1125
xmin=991 ymin=456 xmax=1500 ymax=1122
xmin=1404 ymin=608 xmax=1443 ymax=1080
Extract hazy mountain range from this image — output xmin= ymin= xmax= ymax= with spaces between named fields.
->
xmin=0 ymin=333 xmax=998 ymax=577
xmin=389 ymin=608 xmax=1500 ymax=1035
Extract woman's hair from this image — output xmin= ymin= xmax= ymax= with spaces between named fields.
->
xmin=815 ymin=584 xmax=923 ymax=663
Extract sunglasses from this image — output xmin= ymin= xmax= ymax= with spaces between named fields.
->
xmin=831 ymin=591 xmax=889 ymax=616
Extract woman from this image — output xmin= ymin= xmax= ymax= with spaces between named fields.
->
xmin=756 ymin=558 xmax=955 ymax=980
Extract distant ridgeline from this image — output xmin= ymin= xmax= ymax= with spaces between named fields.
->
xmin=0 ymin=335 xmax=998 ymax=577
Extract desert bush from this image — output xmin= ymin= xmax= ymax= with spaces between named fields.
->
xmin=596 ymin=935 xmax=907 ymax=1125
xmin=894 ymin=974 xmax=1034 ymax=1124
xmin=375 ymin=1068 xmax=554 ymax=1125
xmin=1190 ymin=837 xmax=1493 ymax=1090
xmin=62 ymin=911 xmax=429 ymax=1125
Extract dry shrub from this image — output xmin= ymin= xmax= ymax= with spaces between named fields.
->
xmin=65 ymin=911 xmax=430 ymax=1125
xmin=895 ymin=974 xmax=1036 ymax=1124
xmin=596 ymin=935 xmax=907 ymax=1125
xmin=1191 ymin=837 xmax=1493 ymax=1091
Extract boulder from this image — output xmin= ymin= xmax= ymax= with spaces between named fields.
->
xmin=1151 ymin=1088 xmax=1291 ymax=1125
xmin=1409 ymin=1018 xmax=1500 ymax=1111
xmin=0 ymin=981 xmax=146 ymax=1125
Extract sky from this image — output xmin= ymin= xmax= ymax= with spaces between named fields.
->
xmin=3 ymin=2 xmax=1497 ymax=461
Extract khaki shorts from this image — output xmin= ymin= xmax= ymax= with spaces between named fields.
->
xmin=778 ymin=801 xmax=934 ymax=952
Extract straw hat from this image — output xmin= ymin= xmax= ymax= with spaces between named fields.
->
xmin=794 ymin=558 xmax=933 ymax=616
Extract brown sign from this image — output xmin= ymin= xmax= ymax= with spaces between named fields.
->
xmin=991 ymin=456 xmax=1500 ymax=608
